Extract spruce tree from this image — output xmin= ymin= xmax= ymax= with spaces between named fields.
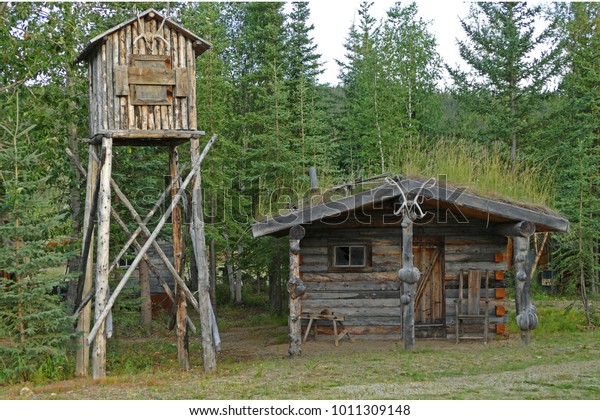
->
xmin=0 ymin=93 xmax=75 ymax=383
xmin=448 ymin=2 xmax=563 ymax=163
xmin=379 ymin=1 xmax=442 ymax=149
xmin=284 ymin=2 xmax=331 ymax=179
xmin=338 ymin=1 xmax=384 ymax=173
xmin=548 ymin=3 xmax=600 ymax=322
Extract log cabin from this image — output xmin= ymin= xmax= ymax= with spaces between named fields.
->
xmin=252 ymin=176 xmax=569 ymax=353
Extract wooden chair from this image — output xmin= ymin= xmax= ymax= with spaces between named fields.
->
xmin=455 ymin=270 xmax=490 ymax=344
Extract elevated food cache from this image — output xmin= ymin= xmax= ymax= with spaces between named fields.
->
xmin=76 ymin=9 xmax=211 ymax=146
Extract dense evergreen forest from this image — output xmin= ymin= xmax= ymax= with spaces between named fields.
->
xmin=0 ymin=2 xmax=598 ymax=382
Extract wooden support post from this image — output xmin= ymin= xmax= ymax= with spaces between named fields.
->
xmin=513 ymin=234 xmax=537 ymax=345
xmin=75 ymin=145 xmax=98 ymax=377
xmin=190 ymin=137 xmax=217 ymax=372
xmin=139 ymin=259 xmax=152 ymax=327
xmin=92 ymin=137 xmax=113 ymax=379
xmin=398 ymin=213 xmax=420 ymax=350
xmin=288 ymin=225 xmax=306 ymax=357
xmin=170 ymin=146 xmax=189 ymax=370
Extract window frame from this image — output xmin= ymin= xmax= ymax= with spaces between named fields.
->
xmin=328 ymin=242 xmax=372 ymax=272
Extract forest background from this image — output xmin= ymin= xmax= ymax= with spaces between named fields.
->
xmin=0 ymin=1 xmax=598 ymax=384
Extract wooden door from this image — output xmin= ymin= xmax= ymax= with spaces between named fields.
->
xmin=412 ymin=238 xmax=445 ymax=337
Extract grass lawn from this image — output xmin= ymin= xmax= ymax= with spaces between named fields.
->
xmin=1 ymin=302 xmax=599 ymax=400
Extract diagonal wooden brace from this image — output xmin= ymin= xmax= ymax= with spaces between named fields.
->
xmin=87 ymin=135 xmax=217 ymax=346
xmin=110 ymin=207 xmax=197 ymax=333
xmin=88 ymin=148 xmax=199 ymax=316
xmin=107 ymin=174 xmax=199 ymax=313
xmin=67 ymin=147 xmax=197 ymax=333
xmin=106 ymin=161 xmax=189 ymax=275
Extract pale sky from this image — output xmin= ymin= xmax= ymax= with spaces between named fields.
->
xmin=304 ymin=0 xmax=472 ymax=86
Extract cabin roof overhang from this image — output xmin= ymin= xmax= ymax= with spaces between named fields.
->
xmin=251 ymin=177 xmax=569 ymax=238
xmin=75 ymin=8 xmax=212 ymax=63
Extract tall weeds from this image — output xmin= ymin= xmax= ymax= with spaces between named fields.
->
xmin=390 ymin=138 xmax=555 ymax=207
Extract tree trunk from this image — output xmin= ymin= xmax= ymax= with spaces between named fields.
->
xmin=65 ymin=75 xmax=83 ymax=312
xmin=508 ymin=4 xmax=518 ymax=167
xmin=235 ymin=245 xmax=243 ymax=304
xmin=223 ymin=231 xmax=235 ymax=304
xmin=530 ymin=232 xmax=549 ymax=279
xmin=269 ymin=253 xmax=283 ymax=315
xmin=578 ymin=182 xmax=592 ymax=325
xmin=374 ymin=70 xmax=385 ymax=173
xmin=209 ymin=196 xmax=217 ymax=307
xmin=139 ymin=258 xmax=152 ymax=327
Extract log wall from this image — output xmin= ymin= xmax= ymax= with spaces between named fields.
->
xmin=299 ymin=207 xmax=509 ymax=339
xmin=87 ymin=14 xmax=197 ymax=136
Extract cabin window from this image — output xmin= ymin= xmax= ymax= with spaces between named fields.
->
xmin=327 ymin=244 xmax=373 ymax=273
xmin=334 ymin=246 xmax=366 ymax=267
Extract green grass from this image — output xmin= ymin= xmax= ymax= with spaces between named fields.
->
xmin=389 ymin=138 xmax=554 ymax=207
xmin=2 ymin=302 xmax=598 ymax=399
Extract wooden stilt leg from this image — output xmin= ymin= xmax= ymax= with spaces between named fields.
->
xmin=76 ymin=145 xmax=98 ymax=377
xmin=170 ymin=146 xmax=189 ymax=370
xmin=190 ymin=137 xmax=217 ymax=372
xmin=65 ymin=158 xmax=197 ymax=333
xmin=92 ymin=137 xmax=113 ymax=379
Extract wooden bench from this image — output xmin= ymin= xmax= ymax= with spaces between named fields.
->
xmin=302 ymin=313 xmax=354 ymax=346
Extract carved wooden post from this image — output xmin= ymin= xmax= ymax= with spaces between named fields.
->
xmin=170 ymin=146 xmax=189 ymax=370
xmin=75 ymin=144 xmax=98 ymax=377
xmin=92 ymin=137 xmax=112 ymax=379
xmin=190 ymin=137 xmax=217 ymax=372
xmin=288 ymin=225 xmax=306 ymax=357
xmin=514 ymin=233 xmax=537 ymax=345
xmin=398 ymin=213 xmax=420 ymax=350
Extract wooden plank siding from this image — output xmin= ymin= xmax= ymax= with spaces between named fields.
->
xmin=86 ymin=13 xmax=198 ymax=141
xmin=299 ymin=210 xmax=509 ymax=339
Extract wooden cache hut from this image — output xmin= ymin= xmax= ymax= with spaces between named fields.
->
xmin=74 ymin=9 xmax=218 ymax=379
xmin=76 ymin=8 xmax=210 ymax=144
xmin=252 ymin=176 xmax=569 ymax=354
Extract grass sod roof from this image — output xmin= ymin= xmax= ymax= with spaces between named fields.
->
xmin=253 ymin=139 xmax=568 ymax=237
xmin=251 ymin=175 xmax=569 ymax=238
